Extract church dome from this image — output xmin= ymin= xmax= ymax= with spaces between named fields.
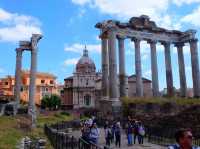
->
xmin=76 ymin=46 xmax=96 ymax=73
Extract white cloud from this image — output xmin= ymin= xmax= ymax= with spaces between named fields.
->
xmin=158 ymin=14 xmax=182 ymax=30
xmin=71 ymin=0 xmax=189 ymax=30
xmin=0 ymin=8 xmax=12 ymax=21
xmin=93 ymin=0 xmax=169 ymax=19
xmin=172 ymin=0 xmax=200 ymax=6
xmin=71 ymin=0 xmax=91 ymax=5
xmin=143 ymin=69 xmax=152 ymax=78
xmin=64 ymin=58 xmax=79 ymax=66
xmin=0 ymin=8 xmax=42 ymax=43
xmin=181 ymin=6 xmax=200 ymax=27
xmin=64 ymin=43 xmax=101 ymax=53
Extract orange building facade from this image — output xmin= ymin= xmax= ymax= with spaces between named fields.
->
xmin=0 ymin=70 xmax=59 ymax=105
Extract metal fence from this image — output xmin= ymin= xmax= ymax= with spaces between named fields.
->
xmin=44 ymin=124 xmax=78 ymax=149
xmin=44 ymin=121 xmax=111 ymax=149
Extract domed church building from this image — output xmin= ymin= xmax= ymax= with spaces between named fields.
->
xmin=62 ymin=46 xmax=102 ymax=109
xmin=62 ymin=46 xmax=152 ymax=109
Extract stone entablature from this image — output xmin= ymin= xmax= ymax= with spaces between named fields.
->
xmin=96 ymin=15 xmax=196 ymax=43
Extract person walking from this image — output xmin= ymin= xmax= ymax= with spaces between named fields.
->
xmin=126 ymin=122 xmax=133 ymax=146
xmin=105 ymin=125 xmax=112 ymax=146
xmin=138 ymin=121 xmax=145 ymax=144
xmin=133 ymin=120 xmax=139 ymax=144
xmin=115 ymin=122 xmax=121 ymax=148
xmin=89 ymin=123 xmax=100 ymax=145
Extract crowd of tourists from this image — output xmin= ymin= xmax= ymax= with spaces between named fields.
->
xmin=80 ymin=116 xmax=200 ymax=149
xmin=124 ymin=117 xmax=145 ymax=146
xmin=80 ymin=116 xmax=146 ymax=148
xmin=104 ymin=117 xmax=145 ymax=147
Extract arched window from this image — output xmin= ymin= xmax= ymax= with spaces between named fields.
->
xmin=84 ymin=94 xmax=91 ymax=106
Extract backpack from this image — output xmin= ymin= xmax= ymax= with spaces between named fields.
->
xmin=138 ymin=126 xmax=145 ymax=136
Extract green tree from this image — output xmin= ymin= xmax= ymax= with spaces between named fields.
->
xmin=41 ymin=95 xmax=49 ymax=109
xmin=41 ymin=94 xmax=61 ymax=110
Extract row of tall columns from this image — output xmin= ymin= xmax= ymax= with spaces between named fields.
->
xmin=101 ymin=31 xmax=200 ymax=98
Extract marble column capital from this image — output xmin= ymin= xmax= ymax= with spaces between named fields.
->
xmin=174 ymin=42 xmax=185 ymax=47
xmin=117 ymin=35 xmax=126 ymax=40
xmin=131 ymin=37 xmax=141 ymax=43
xmin=31 ymin=34 xmax=42 ymax=50
xmin=189 ymin=38 xmax=198 ymax=43
xmin=161 ymin=41 xmax=171 ymax=49
xmin=147 ymin=39 xmax=157 ymax=44
xmin=99 ymin=32 xmax=109 ymax=39
xmin=15 ymin=48 xmax=23 ymax=53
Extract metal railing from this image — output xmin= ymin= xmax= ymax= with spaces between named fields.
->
xmin=44 ymin=121 xmax=111 ymax=149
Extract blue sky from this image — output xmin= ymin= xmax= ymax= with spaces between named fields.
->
xmin=0 ymin=0 xmax=200 ymax=90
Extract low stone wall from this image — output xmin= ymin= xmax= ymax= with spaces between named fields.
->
xmin=124 ymin=102 xmax=191 ymax=118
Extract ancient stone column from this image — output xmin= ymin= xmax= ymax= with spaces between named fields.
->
xmin=101 ymin=34 xmax=109 ymax=98
xmin=175 ymin=42 xmax=187 ymax=97
xmin=162 ymin=42 xmax=174 ymax=96
xmin=28 ymin=34 xmax=42 ymax=128
xmin=118 ymin=36 xmax=128 ymax=97
xmin=14 ymin=48 xmax=23 ymax=109
xmin=132 ymin=38 xmax=143 ymax=97
xmin=189 ymin=38 xmax=200 ymax=97
xmin=108 ymin=30 xmax=118 ymax=100
xmin=148 ymin=40 xmax=159 ymax=96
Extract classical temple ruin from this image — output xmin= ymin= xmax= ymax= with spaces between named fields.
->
xmin=14 ymin=34 xmax=42 ymax=127
xmin=95 ymin=15 xmax=200 ymax=105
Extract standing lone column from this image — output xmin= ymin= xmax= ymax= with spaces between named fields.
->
xmin=133 ymin=38 xmax=143 ymax=97
xmin=28 ymin=34 xmax=42 ymax=128
xmin=162 ymin=42 xmax=174 ymax=96
xmin=14 ymin=48 xmax=23 ymax=110
xmin=108 ymin=30 xmax=118 ymax=100
xmin=118 ymin=36 xmax=128 ymax=97
xmin=148 ymin=40 xmax=159 ymax=96
xmin=189 ymin=38 xmax=200 ymax=97
xmin=175 ymin=42 xmax=187 ymax=97
xmin=101 ymin=34 xmax=109 ymax=98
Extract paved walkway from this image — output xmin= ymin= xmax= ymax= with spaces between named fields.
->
xmin=72 ymin=128 xmax=165 ymax=149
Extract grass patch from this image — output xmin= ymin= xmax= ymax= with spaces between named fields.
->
xmin=122 ymin=97 xmax=200 ymax=106
xmin=0 ymin=111 xmax=73 ymax=149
